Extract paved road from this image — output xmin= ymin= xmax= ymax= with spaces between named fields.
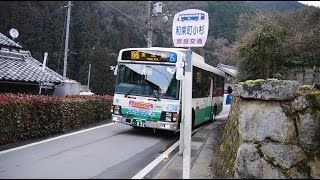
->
xmin=151 ymin=105 xmax=231 ymax=179
xmin=0 ymin=105 xmax=231 ymax=179
xmin=0 ymin=123 xmax=178 ymax=179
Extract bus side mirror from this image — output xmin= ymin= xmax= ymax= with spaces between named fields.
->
xmin=175 ymin=61 xmax=184 ymax=80
xmin=110 ymin=65 xmax=118 ymax=75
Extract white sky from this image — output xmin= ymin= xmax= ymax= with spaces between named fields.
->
xmin=298 ymin=1 xmax=320 ymax=7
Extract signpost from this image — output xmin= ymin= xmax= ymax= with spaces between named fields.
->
xmin=172 ymin=9 xmax=209 ymax=48
xmin=172 ymin=9 xmax=209 ymax=179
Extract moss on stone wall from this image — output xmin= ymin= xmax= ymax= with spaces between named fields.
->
xmin=216 ymin=82 xmax=320 ymax=179
xmin=296 ymin=85 xmax=318 ymax=96
xmin=304 ymin=92 xmax=320 ymax=151
xmin=306 ymin=92 xmax=320 ymax=109
xmin=267 ymin=78 xmax=279 ymax=81
xmin=296 ymin=161 xmax=311 ymax=175
xmin=281 ymin=101 xmax=296 ymax=117
xmin=241 ymin=79 xmax=266 ymax=85
xmin=214 ymin=96 xmax=242 ymax=178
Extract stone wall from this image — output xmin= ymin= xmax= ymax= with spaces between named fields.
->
xmin=215 ymin=79 xmax=320 ymax=179
xmin=287 ymin=66 xmax=320 ymax=85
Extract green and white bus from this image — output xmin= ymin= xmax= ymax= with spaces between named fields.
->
xmin=111 ymin=47 xmax=225 ymax=132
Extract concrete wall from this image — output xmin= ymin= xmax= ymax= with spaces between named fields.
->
xmin=215 ymin=80 xmax=320 ymax=179
xmin=287 ymin=66 xmax=320 ymax=85
xmin=53 ymin=80 xmax=80 ymax=97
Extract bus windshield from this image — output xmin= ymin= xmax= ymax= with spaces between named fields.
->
xmin=115 ymin=63 xmax=179 ymax=99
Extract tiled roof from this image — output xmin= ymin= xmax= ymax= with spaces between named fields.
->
xmin=217 ymin=63 xmax=238 ymax=77
xmin=0 ymin=32 xmax=22 ymax=48
xmin=0 ymin=49 xmax=64 ymax=85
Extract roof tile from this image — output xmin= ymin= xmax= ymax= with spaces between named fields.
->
xmin=0 ymin=32 xmax=22 ymax=48
xmin=0 ymin=51 xmax=64 ymax=84
xmin=0 ymin=32 xmax=64 ymax=85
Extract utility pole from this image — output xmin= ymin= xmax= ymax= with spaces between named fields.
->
xmin=87 ymin=64 xmax=91 ymax=91
xmin=147 ymin=1 xmax=152 ymax=47
xmin=63 ymin=1 xmax=72 ymax=79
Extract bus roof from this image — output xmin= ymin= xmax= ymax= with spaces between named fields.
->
xmin=119 ymin=47 xmax=225 ymax=77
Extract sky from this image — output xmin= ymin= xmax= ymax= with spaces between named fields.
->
xmin=298 ymin=1 xmax=320 ymax=7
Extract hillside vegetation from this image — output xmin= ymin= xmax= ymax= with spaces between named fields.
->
xmin=1 ymin=1 xmax=315 ymax=94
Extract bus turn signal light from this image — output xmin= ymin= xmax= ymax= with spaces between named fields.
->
xmin=172 ymin=113 xmax=178 ymax=121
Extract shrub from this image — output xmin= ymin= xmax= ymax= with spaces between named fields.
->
xmin=0 ymin=94 xmax=113 ymax=145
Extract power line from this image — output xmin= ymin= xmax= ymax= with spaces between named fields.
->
xmin=102 ymin=1 xmax=171 ymax=43
xmin=23 ymin=6 xmax=65 ymax=43
xmin=102 ymin=1 xmax=146 ymax=28
xmin=201 ymin=48 xmax=216 ymax=56
xmin=101 ymin=1 xmax=250 ymax=51
xmin=92 ymin=14 xmax=114 ymax=50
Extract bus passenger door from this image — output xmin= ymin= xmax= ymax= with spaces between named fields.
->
xmin=208 ymin=77 xmax=214 ymax=119
xmin=204 ymin=77 xmax=213 ymax=120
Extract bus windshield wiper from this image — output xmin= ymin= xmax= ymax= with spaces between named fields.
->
xmin=124 ymin=84 xmax=139 ymax=97
xmin=124 ymin=77 xmax=148 ymax=97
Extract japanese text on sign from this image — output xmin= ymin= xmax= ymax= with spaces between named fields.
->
xmin=175 ymin=25 xmax=205 ymax=36
xmin=172 ymin=9 xmax=209 ymax=47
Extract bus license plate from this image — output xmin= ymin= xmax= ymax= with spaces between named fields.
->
xmin=132 ymin=119 xmax=146 ymax=127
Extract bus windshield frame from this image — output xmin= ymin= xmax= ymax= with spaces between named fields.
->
xmin=115 ymin=63 xmax=180 ymax=100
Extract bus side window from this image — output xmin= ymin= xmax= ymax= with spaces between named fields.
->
xmin=202 ymin=75 xmax=210 ymax=97
xmin=166 ymin=78 xmax=178 ymax=98
xmin=212 ymin=75 xmax=217 ymax=97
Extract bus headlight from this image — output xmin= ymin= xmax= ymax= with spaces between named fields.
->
xmin=165 ymin=116 xmax=171 ymax=122
xmin=163 ymin=112 xmax=178 ymax=122
xmin=165 ymin=112 xmax=172 ymax=121
xmin=112 ymin=105 xmax=121 ymax=115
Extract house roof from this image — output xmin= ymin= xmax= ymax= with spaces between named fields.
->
xmin=0 ymin=48 xmax=64 ymax=85
xmin=0 ymin=32 xmax=22 ymax=48
xmin=217 ymin=63 xmax=238 ymax=77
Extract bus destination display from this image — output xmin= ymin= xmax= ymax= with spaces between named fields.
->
xmin=121 ymin=50 xmax=177 ymax=63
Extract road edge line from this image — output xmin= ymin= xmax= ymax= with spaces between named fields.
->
xmin=132 ymin=140 xmax=180 ymax=179
xmin=0 ymin=122 xmax=116 ymax=155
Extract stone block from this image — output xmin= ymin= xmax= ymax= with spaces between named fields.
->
xmin=235 ymin=80 xmax=299 ymax=101
xmin=239 ymin=101 xmax=296 ymax=143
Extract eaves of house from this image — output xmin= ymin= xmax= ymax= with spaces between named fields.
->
xmin=217 ymin=63 xmax=238 ymax=77
xmin=0 ymin=32 xmax=64 ymax=86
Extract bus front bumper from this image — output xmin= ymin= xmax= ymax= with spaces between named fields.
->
xmin=112 ymin=114 xmax=178 ymax=131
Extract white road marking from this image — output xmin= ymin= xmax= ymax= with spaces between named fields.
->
xmin=131 ymin=127 xmax=203 ymax=179
xmin=132 ymin=107 xmax=231 ymax=179
xmin=216 ymin=114 xmax=228 ymax=119
xmin=132 ymin=141 xmax=180 ymax=179
xmin=0 ymin=122 xmax=116 ymax=155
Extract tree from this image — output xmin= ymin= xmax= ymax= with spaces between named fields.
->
xmin=237 ymin=21 xmax=288 ymax=81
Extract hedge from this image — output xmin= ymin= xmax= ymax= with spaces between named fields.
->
xmin=0 ymin=94 xmax=113 ymax=145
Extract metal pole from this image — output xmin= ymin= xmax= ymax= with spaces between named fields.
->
xmin=87 ymin=64 xmax=91 ymax=90
xmin=63 ymin=1 xmax=71 ymax=78
xmin=179 ymin=77 xmax=185 ymax=154
xmin=39 ymin=52 xmax=49 ymax=95
xmin=147 ymin=1 xmax=152 ymax=47
xmin=38 ymin=82 xmax=42 ymax=95
xmin=42 ymin=52 xmax=48 ymax=72
xmin=183 ymin=49 xmax=192 ymax=179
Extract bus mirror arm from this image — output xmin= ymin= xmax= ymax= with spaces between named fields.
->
xmin=110 ymin=65 xmax=118 ymax=75
xmin=176 ymin=61 xmax=184 ymax=80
